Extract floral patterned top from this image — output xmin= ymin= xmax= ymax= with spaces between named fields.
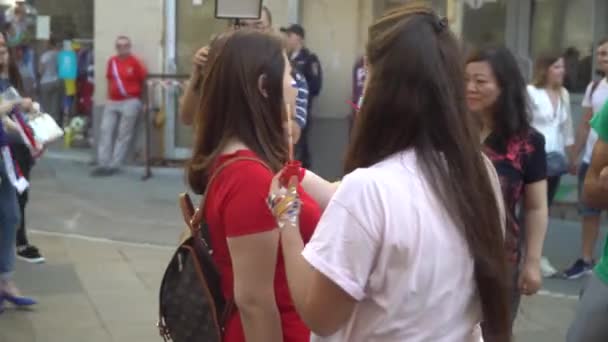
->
xmin=483 ymin=129 xmax=547 ymax=263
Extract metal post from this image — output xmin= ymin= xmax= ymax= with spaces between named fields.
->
xmin=142 ymin=80 xmax=152 ymax=181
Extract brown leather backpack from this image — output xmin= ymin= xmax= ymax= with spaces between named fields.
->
xmin=157 ymin=157 xmax=266 ymax=341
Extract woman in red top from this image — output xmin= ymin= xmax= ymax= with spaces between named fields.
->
xmin=186 ymin=29 xmax=321 ymax=342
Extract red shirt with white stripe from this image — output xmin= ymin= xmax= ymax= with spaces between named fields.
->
xmin=105 ymin=54 xmax=147 ymax=101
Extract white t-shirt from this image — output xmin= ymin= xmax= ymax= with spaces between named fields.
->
xmin=302 ymin=151 xmax=504 ymax=342
xmin=527 ymin=85 xmax=574 ymax=154
xmin=582 ymin=78 xmax=608 ymax=163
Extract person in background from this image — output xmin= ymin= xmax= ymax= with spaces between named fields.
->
xmin=279 ymin=29 xmax=308 ymax=145
xmin=14 ymin=45 xmax=34 ymax=97
xmin=179 ymin=6 xmax=306 ymax=146
xmin=91 ymin=36 xmax=147 ymax=177
xmin=0 ymin=43 xmax=37 ymax=312
xmin=39 ymin=36 xmax=63 ymax=123
xmin=527 ymin=52 xmax=576 ymax=277
xmin=0 ymin=31 xmax=43 ymax=264
xmin=269 ymin=4 xmax=511 ymax=341
xmin=350 ymin=55 xmax=365 ymax=136
xmin=562 ymin=38 xmax=608 ymax=280
xmin=466 ymin=47 xmax=548 ymax=323
xmin=281 ymin=24 xmax=322 ymax=169
xmin=187 ymin=29 xmax=320 ymax=342
xmin=563 ymin=47 xmax=581 ymax=92
xmin=567 ymin=99 xmax=608 ymax=342
xmin=57 ymin=40 xmax=78 ymax=126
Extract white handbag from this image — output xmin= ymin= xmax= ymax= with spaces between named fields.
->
xmin=27 ymin=112 xmax=64 ymax=145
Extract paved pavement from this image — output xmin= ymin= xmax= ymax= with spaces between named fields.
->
xmin=0 ymin=151 xmax=606 ymax=341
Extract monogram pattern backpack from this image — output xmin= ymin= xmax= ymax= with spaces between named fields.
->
xmin=158 ymin=157 xmax=267 ymax=341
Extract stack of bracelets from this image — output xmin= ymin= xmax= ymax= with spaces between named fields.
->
xmin=267 ymin=184 xmax=301 ymax=228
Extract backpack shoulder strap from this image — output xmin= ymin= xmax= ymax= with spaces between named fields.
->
xmin=189 ymin=156 xmax=270 ymax=230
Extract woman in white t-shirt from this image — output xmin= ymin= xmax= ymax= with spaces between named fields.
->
xmin=527 ymin=53 xmax=576 ymax=278
xmin=267 ymin=4 xmax=511 ymax=342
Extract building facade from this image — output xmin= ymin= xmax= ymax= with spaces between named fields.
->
xmin=90 ymin=0 xmax=608 ymax=177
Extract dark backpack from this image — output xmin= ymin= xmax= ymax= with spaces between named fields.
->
xmin=157 ymin=157 xmax=266 ymax=341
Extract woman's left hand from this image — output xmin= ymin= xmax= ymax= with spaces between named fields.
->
xmin=268 ymin=171 xmax=302 ymax=228
xmin=518 ymin=260 xmax=542 ymax=296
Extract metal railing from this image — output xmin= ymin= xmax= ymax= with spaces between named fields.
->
xmin=142 ymin=73 xmax=190 ymax=180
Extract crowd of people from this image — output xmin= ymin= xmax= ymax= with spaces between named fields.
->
xmin=169 ymin=1 xmax=608 ymax=341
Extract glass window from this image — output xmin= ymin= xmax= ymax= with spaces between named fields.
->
xmin=176 ymin=1 xmax=226 ymax=75
xmin=530 ymin=0 xmax=593 ymax=93
xmin=377 ymin=1 xmax=507 ymax=50
xmin=448 ymin=0 xmax=507 ymax=50
xmin=36 ymin=0 xmax=94 ymax=40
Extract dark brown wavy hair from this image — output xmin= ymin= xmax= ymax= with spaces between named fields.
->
xmin=187 ymin=29 xmax=287 ymax=194
xmin=345 ymin=2 xmax=511 ymax=341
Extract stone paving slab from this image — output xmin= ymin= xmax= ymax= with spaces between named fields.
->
xmin=0 ymin=234 xmax=172 ymax=342
xmin=0 ymin=233 xmax=584 ymax=342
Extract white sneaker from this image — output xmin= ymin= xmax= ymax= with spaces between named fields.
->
xmin=540 ymin=256 xmax=558 ymax=278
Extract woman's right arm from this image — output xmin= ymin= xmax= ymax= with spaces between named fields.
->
xmin=222 ymin=164 xmax=284 ymax=341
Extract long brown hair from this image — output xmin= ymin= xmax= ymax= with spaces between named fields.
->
xmin=345 ymin=3 xmax=511 ymax=340
xmin=532 ymin=52 xmax=562 ymax=87
xmin=187 ymin=29 xmax=287 ymax=194
xmin=0 ymin=31 xmax=23 ymax=93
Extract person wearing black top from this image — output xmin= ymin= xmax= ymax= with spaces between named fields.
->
xmin=465 ymin=47 xmax=549 ymax=324
xmin=281 ymin=24 xmax=322 ymax=169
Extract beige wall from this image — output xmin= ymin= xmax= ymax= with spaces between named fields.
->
xmin=93 ymin=0 xmax=164 ymax=104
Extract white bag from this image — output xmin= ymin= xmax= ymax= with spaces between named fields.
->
xmin=28 ymin=112 xmax=64 ymax=145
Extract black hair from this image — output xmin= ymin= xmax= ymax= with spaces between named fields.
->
xmin=467 ymin=47 xmax=531 ymax=151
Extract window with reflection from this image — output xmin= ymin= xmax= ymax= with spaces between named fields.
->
xmin=530 ymin=0 xmax=593 ymax=93
xmin=377 ymin=1 xmax=507 ymax=49
xmin=448 ymin=0 xmax=507 ymax=49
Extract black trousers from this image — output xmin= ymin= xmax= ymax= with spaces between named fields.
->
xmin=11 ymin=143 xmax=33 ymax=247
xmin=295 ymin=103 xmax=314 ymax=169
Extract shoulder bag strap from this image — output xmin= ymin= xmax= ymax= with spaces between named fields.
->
xmin=189 ymin=156 xmax=270 ymax=232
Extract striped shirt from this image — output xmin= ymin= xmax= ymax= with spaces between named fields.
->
xmin=294 ymin=71 xmax=309 ymax=129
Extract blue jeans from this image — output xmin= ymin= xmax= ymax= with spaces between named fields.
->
xmin=0 ymin=158 xmax=20 ymax=281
